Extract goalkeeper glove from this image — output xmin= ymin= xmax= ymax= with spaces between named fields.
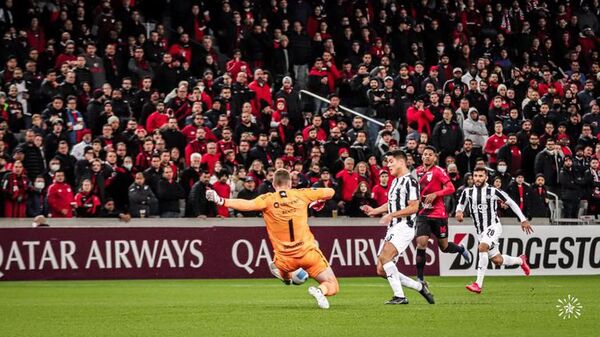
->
xmin=308 ymin=200 xmax=325 ymax=212
xmin=205 ymin=190 xmax=224 ymax=206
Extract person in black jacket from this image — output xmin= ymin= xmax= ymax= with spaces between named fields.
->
xmin=506 ymin=173 xmax=532 ymax=218
xmin=288 ymin=21 xmax=311 ymax=88
xmin=583 ymin=158 xmax=600 ymax=216
xmin=528 ymin=174 xmax=550 ymax=218
xmin=494 ymin=160 xmax=514 ymax=192
xmin=257 ymin=168 xmax=275 ymax=194
xmin=274 ymin=77 xmax=302 ymax=128
xmin=235 ymin=177 xmax=260 ymax=217
xmin=322 ymin=126 xmax=350 ymax=169
xmin=347 ymin=181 xmax=377 ymax=217
xmin=275 ymin=33 xmax=299 ymax=75
xmin=249 ymin=134 xmax=274 ymax=168
xmin=455 ymin=139 xmax=482 ymax=176
xmin=311 ymin=167 xmax=340 ymax=217
xmin=431 ymin=107 xmax=464 ymax=165
xmin=185 ymin=171 xmax=216 ymax=218
xmin=534 ymin=138 xmax=562 ymax=193
xmin=143 ymin=154 xmax=163 ymax=195
xmin=156 ymin=166 xmax=184 ymax=218
xmin=349 ymin=130 xmax=373 ymax=164
xmin=161 ymin=117 xmax=187 ymax=155
xmin=559 ymin=156 xmax=585 ymax=218
xmin=521 ymin=133 xmax=542 ymax=183
xmin=17 ymin=130 xmax=46 ymax=181
xmin=128 ymin=172 xmax=158 ymax=218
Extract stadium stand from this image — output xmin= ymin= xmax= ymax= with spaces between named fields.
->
xmin=0 ymin=0 xmax=599 ymax=221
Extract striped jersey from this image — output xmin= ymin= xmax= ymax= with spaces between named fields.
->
xmin=456 ymin=184 xmax=527 ymax=234
xmin=387 ymin=173 xmax=420 ymax=227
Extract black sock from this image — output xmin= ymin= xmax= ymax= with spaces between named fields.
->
xmin=416 ymin=249 xmax=426 ymax=280
xmin=442 ymin=242 xmax=464 ymax=254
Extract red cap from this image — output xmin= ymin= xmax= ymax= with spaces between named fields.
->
xmin=338 ymin=148 xmax=349 ymax=155
xmin=429 ymin=66 xmax=438 ymax=72
xmin=81 ymin=129 xmax=91 ymax=137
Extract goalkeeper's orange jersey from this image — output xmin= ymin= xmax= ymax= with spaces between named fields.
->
xmin=249 ymin=188 xmax=334 ymax=257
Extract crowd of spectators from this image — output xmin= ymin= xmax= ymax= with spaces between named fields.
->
xmin=0 ymin=0 xmax=599 ymax=220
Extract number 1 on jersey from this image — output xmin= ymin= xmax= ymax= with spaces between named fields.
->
xmin=288 ymin=219 xmax=295 ymax=241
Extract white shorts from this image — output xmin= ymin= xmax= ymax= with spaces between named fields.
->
xmin=378 ymin=223 xmax=415 ymax=262
xmin=478 ymin=225 xmax=502 ymax=258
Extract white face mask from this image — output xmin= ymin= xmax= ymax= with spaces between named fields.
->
xmin=34 ymin=182 xmax=45 ymax=190
xmin=497 ymin=165 xmax=507 ymax=173
xmin=123 ymin=163 xmax=133 ymax=170
xmin=50 ymin=164 xmax=60 ymax=172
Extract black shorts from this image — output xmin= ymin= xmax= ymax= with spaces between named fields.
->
xmin=416 ymin=216 xmax=449 ymax=239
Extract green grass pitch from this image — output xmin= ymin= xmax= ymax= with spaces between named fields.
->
xmin=1 ymin=276 xmax=598 ymax=337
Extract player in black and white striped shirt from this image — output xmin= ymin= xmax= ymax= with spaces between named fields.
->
xmin=362 ymin=150 xmax=434 ymax=305
xmin=455 ymin=167 xmax=534 ymax=294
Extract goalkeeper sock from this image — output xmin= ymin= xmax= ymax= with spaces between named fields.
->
xmin=501 ymin=255 xmax=523 ymax=266
xmin=383 ymin=261 xmax=405 ymax=298
xmin=476 ymin=252 xmax=489 ymax=288
xmin=319 ymin=281 xmax=338 ymax=296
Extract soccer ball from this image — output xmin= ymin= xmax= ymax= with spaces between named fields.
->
xmin=291 ymin=268 xmax=309 ymax=285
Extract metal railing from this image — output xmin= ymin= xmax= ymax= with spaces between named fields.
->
xmin=300 ymin=90 xmax=385 ymax=126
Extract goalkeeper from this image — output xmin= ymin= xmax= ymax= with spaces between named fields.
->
xmin=206 ymin=168 xmax=339 ymax=309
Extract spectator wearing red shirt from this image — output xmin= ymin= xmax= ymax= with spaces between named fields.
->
xmin=217 ymin=127 xmax=237 ymax=154
xmin=185 ymin=128 xmax=209 ymax=164
xmin=146 ymin=102 xmax=169 ymax=133
xmin=55 ymin=41 xmax=77 ymax=68
xmin=248 ymin=68 xmax=272 ymax=117
xmin=135 ymin=138 xmax=155 ymax=171
xmin=182 ymin=109 xmax=217 ymax=142
xmin=538 ymin=70 xmax=564 ymax=97
xmin=212 ymin=171 xmax=231 ymax=217
xmin=484 ymin=121 xmax=508 ymax=168
xmin=74 ymin=179 xmax=101 ymax=217
xmin=46 ymin=170 xmax=75 ymax=218
xmin=168 ymin=33 xmax=193 ymax=64
xmin=167 ymin=85 xmax=193 ymax=126
xmin=406 ymin=98 xmax=435 ymax=136
xmin=1 ymin=160 xmax=28 ymax=217
xmin=335 ymin=157 xmax=359 ymax=204
xmin=371 ymin=170 xmax=390 ymax=207
xmin=302 ymin=114 xmax=327 ymax=142
xmin=201 ymin=142 xmax=220 ymax=174
xmin=226 ymin=50 xmax=252 ymax=80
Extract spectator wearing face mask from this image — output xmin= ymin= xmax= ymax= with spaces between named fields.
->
xmin=444 ymin=163 xmax=462 ymax=216
xmin=494 ymin=159 xmax=513 ymax=192
xmin=27 ymin=176 xmax=46 ymax=217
